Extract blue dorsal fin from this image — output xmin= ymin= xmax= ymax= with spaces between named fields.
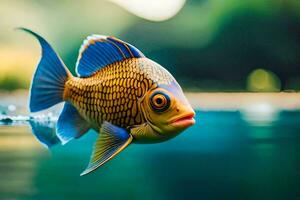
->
xmin=75 ymin=35 xmax=145 ymax=77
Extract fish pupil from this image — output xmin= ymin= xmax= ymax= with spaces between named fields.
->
xmin=156 ymin=97 xmax=163 ymax=105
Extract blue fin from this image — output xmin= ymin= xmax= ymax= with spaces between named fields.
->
xmin=19 ymin=28 xmax=71 ymax=112
xmin=75 ymin=35 xmax=145 ymax=77
xmin=80 ymin=122 xmax=132 ymax=176
xmin=56 ymin=102 xmax=90 ymax=145
xmin=29 ymin=120 xmax=61 ymax=148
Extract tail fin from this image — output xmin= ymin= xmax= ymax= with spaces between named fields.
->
xmin=20 ymin=28 xmax=71 ymax=112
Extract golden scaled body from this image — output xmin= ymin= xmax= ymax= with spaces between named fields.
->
xmin=64 ymin=57 xmax=173 ymax=130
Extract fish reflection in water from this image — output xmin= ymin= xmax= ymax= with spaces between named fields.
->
xmin=0 ymin=113 xmax=60 ymax=148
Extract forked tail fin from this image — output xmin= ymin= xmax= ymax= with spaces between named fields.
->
xmin=19 ymin=28 xmax=71 ymax=112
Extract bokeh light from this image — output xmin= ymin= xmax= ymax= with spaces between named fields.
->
xmin=241 ymin=102 xmax=279 ymax=126
xmin=247 ymin=69 xmax=281 ymax=92
xmin=110 ymin=0 xmax=186 ymax=21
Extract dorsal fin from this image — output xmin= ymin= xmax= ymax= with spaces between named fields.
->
xmin=75 ymin=35 xmax=145 ymax=77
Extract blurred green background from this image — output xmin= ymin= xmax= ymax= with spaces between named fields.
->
xmin=1 ymin=1 xmax=300 ymax=200
xmin=1 ymin=0 xmax=300 ymax=92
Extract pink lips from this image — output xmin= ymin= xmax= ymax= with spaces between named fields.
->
xmin=170 ymin=113 xmax=195 ymax=128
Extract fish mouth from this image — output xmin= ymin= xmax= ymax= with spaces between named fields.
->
xmin=169 ymin=112 xmax=195 ymax=128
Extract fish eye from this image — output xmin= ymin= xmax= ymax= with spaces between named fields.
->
xmin=150 ymin=91 xmax=170 ymax=112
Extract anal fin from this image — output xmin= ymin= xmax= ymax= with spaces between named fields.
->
xmin=80 ymin=122 xmax=132 ymax=176
xmin=56 ymin=102 xmax=90 ymax=144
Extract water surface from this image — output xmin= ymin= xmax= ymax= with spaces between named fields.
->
xmin=0 ymin=110 xmax=300 ymax=200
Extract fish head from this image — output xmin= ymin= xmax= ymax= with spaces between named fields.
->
xmin=140 ymin=80 xmax=195 ymax=139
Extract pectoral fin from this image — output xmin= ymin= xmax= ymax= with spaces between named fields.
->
xmin=130 ymin=123 xmax=161 ymax=143
xmin=80 ymin=122 xmax=132 ymax=176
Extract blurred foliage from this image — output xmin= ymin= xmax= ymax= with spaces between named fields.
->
xmin=0 ymin=76 xmax=26 ymax=90
xmin=0 ymin=0 xmax=299 ymax=91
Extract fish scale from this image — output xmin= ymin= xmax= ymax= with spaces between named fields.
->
xmin=64 ymin=58 xmax=166 ymax=129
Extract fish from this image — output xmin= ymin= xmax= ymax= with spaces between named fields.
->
xmin=21 ymin=28 xmax=195 ymax=176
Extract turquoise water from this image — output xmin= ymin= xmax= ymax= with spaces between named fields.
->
xmin=1 ymin=110 xmax=300 ymax=200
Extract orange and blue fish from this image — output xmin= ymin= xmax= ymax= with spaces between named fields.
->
xmin=21 ymin=28 xmax=195 ymax=175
